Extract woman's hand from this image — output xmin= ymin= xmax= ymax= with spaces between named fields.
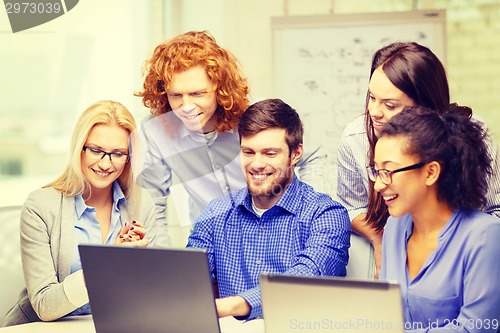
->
xmin=371 ymin=235 xmax=383 ymax=279
xmin=115 ymin=221 xmax=148 ymax=247
xmin=351 ymin=213 xmax=383 ymax=279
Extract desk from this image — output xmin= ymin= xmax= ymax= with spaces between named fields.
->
xmin=0 ymin=315 xmax=265 ymax=333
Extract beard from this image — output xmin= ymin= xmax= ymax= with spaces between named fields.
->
xmin=246 ymin=164 xmax=294 ymax=199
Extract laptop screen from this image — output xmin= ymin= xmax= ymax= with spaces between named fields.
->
xmin=79 ymin=245 xmax=221 ymax=333
xmin=260 ymin=273 xmax=404 ymax=333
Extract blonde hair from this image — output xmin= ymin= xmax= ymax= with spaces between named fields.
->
xmin=136 ymin=30 xmax=249 ymax=132
xmin=47 ymin=100 xmax=140 ymax=214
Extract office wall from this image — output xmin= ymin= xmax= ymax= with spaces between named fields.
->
xmin=0 ymin=0 xmax=161 ymax=205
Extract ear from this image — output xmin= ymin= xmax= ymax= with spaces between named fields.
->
xmin=424 ymin=161 xmax=441 ymax=186
xmin=290 ymin=144 xmax=304 ymax=166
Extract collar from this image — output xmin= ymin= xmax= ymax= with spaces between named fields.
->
xmin=404 ymin=208 xmax=462 ymax=241
xmin=180 ymin=125 xmax=220 ymax=144
xmin=75 ymin=182 xmax=126 ymax=218
xmin=181 ymin=126 xmax=237 ymax=145
xmin=239 ymin=175 xmax=301 ymax=216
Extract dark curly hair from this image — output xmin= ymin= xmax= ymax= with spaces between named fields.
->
xmin=379 ymin=105 xmax=491 ymax=211
xmin=135 ymin=30 xmax=249 ymax=132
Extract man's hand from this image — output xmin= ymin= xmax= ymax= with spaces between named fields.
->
xmin=215 ymin=296 xmax=251 ymax=318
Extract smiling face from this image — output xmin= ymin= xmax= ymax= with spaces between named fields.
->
xmin=373 ymin=135 xmax=429 ymax=218
xmin=240 ymin=128 xmax=303 ymax=209
xmin=81 ymin=123 xmax=130 ymax=196
xmin=368 ymin=66 xmax=415 ymax=137
xmin=166 ymin=65 xmax=218 ymax=133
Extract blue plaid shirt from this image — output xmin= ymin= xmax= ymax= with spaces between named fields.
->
xmin=187 ymin=176 xmax=351 ymax=319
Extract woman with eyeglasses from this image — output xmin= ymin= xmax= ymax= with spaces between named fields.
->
xmin=1 ymin=100 xmax=156 ymax=327
xmin=336 ymin=41 xmax=500 ymax=278
xmin=372 ymin=105 xmax=500 ymax=332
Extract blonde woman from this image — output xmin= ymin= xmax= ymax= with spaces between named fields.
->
xmin=2 ymin=100 xmax=156 ymax=327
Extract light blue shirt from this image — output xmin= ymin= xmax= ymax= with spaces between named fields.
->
xmin=381 ymin=209 xmax=500 ymax=333
xmin=138 ymin=111 xmax=326 ymax=246
xmin=187 ymin=176 xmax=351 ymax=320
xmin=68 ymin=182 xmax=126 ymax=316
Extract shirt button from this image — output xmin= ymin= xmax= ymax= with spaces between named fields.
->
xmin=256 ymin=259 xmax=262 ymax=265
xmin=260 ymin=226 xmax=265 ymax=231
xmin=77 ymin=308 xmax=82 ymax=313
xmin=214 ymin=165 xmax=220 ymax=170
xmin=224 ymin=186 xmax=230 ymax=191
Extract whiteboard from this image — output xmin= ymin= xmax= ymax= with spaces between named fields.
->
xmin=272 ymin=10 xmax=446 ymax=198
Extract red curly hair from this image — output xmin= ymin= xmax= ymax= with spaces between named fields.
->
xmin=136 ymin=31 xmax=249 ymax=133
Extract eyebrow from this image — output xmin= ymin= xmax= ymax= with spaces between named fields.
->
xmin=166 ymin=87 xmax=213 ymax=94
xmin=85 ymin=144 xmax=128 ymax=153
xmin=368 ymin=89 xmax=402 ymax=103
xmin=381 ymin=98 xmax=402 ymax=103
xmin=375 ymin=160 xmax=402 ymax=169
xmin=240 ymin=146 xmax=283 ymax=152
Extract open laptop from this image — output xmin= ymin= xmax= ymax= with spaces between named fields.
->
xmin=79 ymin=245 xmax=220 ymax=333
xmin=260 ymin=273 xmax=404 ymax=333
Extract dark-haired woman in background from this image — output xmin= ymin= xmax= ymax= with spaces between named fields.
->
xmin=372 ymin=105 xmax=500 ymax=332
xmin=336 ymin=41 xmax=500 ymax=277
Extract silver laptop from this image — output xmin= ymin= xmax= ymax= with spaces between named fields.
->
xmin=260 ymin=273 xmax=403 ymax=333
xmin=79 ymin=245 xmax=220 ymax=333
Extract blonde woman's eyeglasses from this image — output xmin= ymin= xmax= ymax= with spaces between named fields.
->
xmin=83 ymin=146 xmax=130 ymax=164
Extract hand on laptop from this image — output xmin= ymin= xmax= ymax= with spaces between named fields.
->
xmin=115 ymin=221 xmax=149 ymax=247
xmin=215 ymin=296 xmax=250 ymax=318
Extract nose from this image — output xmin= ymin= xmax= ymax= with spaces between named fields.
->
xmin=97 ymin=154 xmax=112 ymax=169
xmin=368 ymin=101 xmax=383 ymax=118
xmin=373 ymin=175 xmax=386 ymax=193
xmin=181 ymin=97 xmax=195 ymax=111
xmin=250 ymin=155 xmax=266 ymax=170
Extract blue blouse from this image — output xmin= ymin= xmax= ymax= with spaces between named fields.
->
xmin=381 ymin=209 xmax=500 ymax=332
xmin=69 ymin=182 xmax=126 ymax=316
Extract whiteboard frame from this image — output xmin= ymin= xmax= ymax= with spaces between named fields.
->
xmin=271 ymin=9 xmax=447 ymax=96
xmin=271 ymin=9 xmax=446 ymax=30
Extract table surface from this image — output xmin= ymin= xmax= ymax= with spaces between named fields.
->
xmin=0 ymin=315 xmax=266 ymax=333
